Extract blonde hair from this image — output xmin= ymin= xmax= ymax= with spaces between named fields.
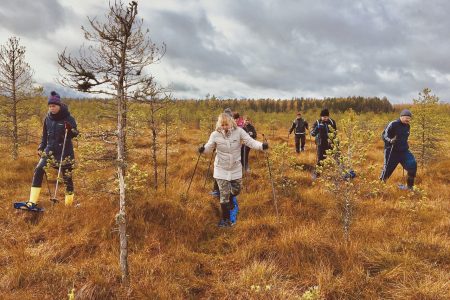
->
xmin=216 ymin=113 xmax=237 ymax=131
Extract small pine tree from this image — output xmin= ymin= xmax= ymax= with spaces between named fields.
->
xmin=410 ymin=88 xmax=443 ymax=170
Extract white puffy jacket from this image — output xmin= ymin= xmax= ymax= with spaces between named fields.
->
xmin=204 ymin=127 xmax=263 ymax=180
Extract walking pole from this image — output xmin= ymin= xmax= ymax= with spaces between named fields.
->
xmin=203 ymin=151 xmax=215 ymax=189
xmin=52 ymin=128 xmax=69 ymax=203
xmin=186 ymin=151 xmax=202 ymax=199
xmin=262 ymin=134 xmax=279 ymax=220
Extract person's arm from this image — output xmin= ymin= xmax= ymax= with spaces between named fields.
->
xmin=382 ymin=121 xmax=396 ymax=144
xmin=240 ymin=128 xmax=263 ymax=150
xmin=203 ymin=132 xmax=217 ymax=154
xmin=305 ymin=120 xmax=309 ymax=130
xmin=38 ymin=120 xmax=47 ymax=151
xmin=289 ymin=121 xmax=295 ymax=135
xmin=66 ymin=116 xmax=79 ymax=138
xmin=251 ymin=124 xmax=257 ymax=139
xmin=310 ymin=121 xmax=319 ymax=137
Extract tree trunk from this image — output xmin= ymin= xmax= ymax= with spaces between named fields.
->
xmin=150 ymin=108 xmax=158 ymax=190
xmin=117 ymin=91 xmax=129 ymax=285
xmin=164 ymin=104 xmax=168 ymax=193
xmin=11 ymin=56 xmax=18 ymax=160
xmin=117 ymin=40 xmax=129 ymax=285
xmin=12 ymin=99 xmax=18 ymax=160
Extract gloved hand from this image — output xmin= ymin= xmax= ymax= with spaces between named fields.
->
xmin=64 ymin=121 xmax=72 ymax=131
xmin=262 ymin=142 xmax=269 ymax=150
xmin=198 ymin=145 xmax=205 ymax=154
xmin=389 ymin=136 xmax=397 ymax=144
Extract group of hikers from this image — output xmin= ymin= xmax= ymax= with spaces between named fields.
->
xmin=15 ymin=92 xmax=418 ymax=228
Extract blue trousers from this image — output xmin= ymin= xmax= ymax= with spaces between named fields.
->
xmin=32 ymin=157 xmax=74 ymax=193
xmin=381 ymin=149 xmax=417 ymax=186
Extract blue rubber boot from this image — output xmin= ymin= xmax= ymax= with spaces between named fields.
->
xmin=229 ymin=195 xmax=239 ymax=225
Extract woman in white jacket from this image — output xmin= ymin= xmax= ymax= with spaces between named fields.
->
xmin=199 ymin=113 xmax=269 ymax=227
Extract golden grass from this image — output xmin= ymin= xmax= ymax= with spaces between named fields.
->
xmin=0 ymin=123 xmax=449 ymax=299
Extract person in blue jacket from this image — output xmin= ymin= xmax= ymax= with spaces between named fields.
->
xmin=24 ymin=91 xmax=78 ymax=210
xmin=380 ymin=109 xmax=417 ymax=190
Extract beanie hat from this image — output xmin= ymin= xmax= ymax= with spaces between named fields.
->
xmin=224 ymin=108 xmax=233 ymax=117
xmin=320 ymin=108 xmax=329 ymax=117
xmin=400 ymin=109 xmax=412 ymax=117
xmin=48 ymin=91 xmax=61 ymax=106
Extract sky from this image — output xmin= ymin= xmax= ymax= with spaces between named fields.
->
xmin=0 ymin=0 xmax=449 ymax=103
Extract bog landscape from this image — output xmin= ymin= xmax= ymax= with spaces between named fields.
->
xmin=0 ymin=1 xmax=449 ymax=299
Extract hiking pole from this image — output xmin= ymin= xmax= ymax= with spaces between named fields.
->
xmin=186 ymin=151 xmax=202 ymax=198
xmin=53 ymin=128 xmax=69 ymax=203
xmin=262 ymin=134 xmax=279 ymax=220
xmin=203 ymin=151 xmax=215 ymax=189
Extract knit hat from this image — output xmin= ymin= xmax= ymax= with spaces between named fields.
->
xmin=224 ymin=108 xmax=233 ymax=117
xmin=48 ymin=91 xmax=61 ymax=106
xmin=320 ymin=108 xmax=329 ymax=117
xmin=400 ymin=109 xmax=412 ymax=117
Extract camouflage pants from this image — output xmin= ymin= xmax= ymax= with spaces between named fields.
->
xmin=216 ymin=179 xmax=242 ymax=204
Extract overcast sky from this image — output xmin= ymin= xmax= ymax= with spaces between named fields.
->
xmin=0 ymin=0 xmax=449 ymax=103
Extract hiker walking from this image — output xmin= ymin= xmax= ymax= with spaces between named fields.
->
xmin=199 ymin=113 xmax=268 ymax=227
xmin=288 ymin=112 xmax=309 ymax=153
xmin=310 ymin=109 xmax=337 ymax=175
xmin=16 ymin=91 xmax=78 ymax=211
xmin=209 ymin=108 xmax=234 ymax=197
xmin=233 ymin=112 xmax=245 ymax=128
xmin=241 ymin=116 xmax=257 ymax=172
xmin=380 ymin=109 xmax=417 ymax=190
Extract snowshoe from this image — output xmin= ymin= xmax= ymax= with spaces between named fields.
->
xmin=13 ymin=202 xmax=44 ymax=212
xmin=229 ymin=196 xmax=239 ymax=225
xmin=398 ymin=184 xmax=413 ymax=191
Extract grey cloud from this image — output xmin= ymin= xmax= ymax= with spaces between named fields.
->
xmin=144 ymin=9 xmax=245 ymax=77
xmin=0 ymin=0 xmax=75 ymax=40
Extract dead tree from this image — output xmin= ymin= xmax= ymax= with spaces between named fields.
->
xmin=0 ymin=37 xmax=35 ymax=160
xmin=134 ymin=81 xmax=172 ymax=191
xmin=58 ymin=1 xmax=165 ymax=285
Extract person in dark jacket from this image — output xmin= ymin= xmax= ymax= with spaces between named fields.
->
xmin=289 ymin=112 xmax=309 ymax=153
xmin=241 ymin=116 xmax=257 ymax=172
xmin=310 ymin=109 xmax=337 ymax=166
xmin=26 ymin=91 xmax=78 ymax=210
xmin=380 ymin=109 xmax=417 ymax=190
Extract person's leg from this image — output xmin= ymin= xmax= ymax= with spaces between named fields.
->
xmin=300 ymin=135 xmax=306 ymax=151
xmin=244 ymin=147 xmax=251 ymax=171
xmin=29 ymin=157 xmax=48 ymax=205
xmin=400 ymin=150 xmax=417 ymax=189
xmin=381 ymin=150 xmax=400 ymax=182
xmin=229 ymin=179 xmax=242 ymax=224
xmin=240 ymin=145 xmax=245 ymax=167
xmin=295 ymin=135 xmax=300 ymax=153
xmin=216 ymin=179 xmax=232 ymax=226
xmin=63 ymin=166 xmax=74 ymax=205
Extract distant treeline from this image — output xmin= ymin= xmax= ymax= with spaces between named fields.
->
xmin=178 ymin=96 xmax=394 ymax=114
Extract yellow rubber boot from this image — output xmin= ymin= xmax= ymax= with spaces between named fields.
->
xmin=28 ymin=187 xmax=41 ymax=205
xmin=65 ymin=193 xmax=74 ymax=206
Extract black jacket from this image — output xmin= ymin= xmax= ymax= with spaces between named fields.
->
xmin=289 ymin=117 xmax=309 ymax=135
xmin=243 ymin=123 xmax=257 ymax=140
xmin=310 ymin=118 xmax=337 ymax=147
xmin=382 ymin=119 xmax=410 ymax=152
xmin=38 ymin=104 xmax=78 ymax=161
